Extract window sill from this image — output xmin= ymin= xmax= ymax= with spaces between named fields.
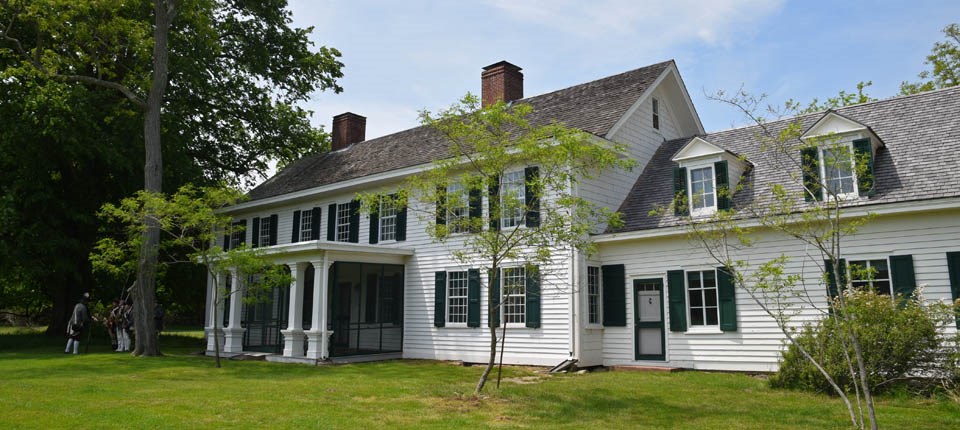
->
xmin=685 ymin=326 xmax=723 ymax=335
xmin=584 ymin=323 xmax=604 ymax=330
xmin=443 ymin=323 xmax=472 ymax=329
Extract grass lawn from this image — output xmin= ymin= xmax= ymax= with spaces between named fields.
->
xmin=1 ymin=327 xmax=958 ymax=429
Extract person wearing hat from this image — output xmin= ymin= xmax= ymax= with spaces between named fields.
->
xmin=64 ymin=293 xmax=91 ymax=354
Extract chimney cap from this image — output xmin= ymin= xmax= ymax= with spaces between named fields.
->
xmin=482 ymin=60 xmax=522 ymax=72
xmin=333 ymin=112 xmax=366 ymax=121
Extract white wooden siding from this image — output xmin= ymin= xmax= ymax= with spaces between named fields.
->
xmin=597 ymin=209 xmax=960 ymax=371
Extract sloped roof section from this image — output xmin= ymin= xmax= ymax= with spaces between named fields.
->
xmin=611 ymin=86 xmax=960 ymax=233
xmin=248 ymin=61 xmax=673 ymax=201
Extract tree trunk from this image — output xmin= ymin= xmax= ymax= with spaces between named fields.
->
xmin=132 ymin=0 xmax=174 ymax=356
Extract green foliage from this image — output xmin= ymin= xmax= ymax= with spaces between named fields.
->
xmin=91 ymin=185 xmax=291 ymax=310
xmin=901 ymin=23 xmax=960 ymax=95
xmin=770 ymin=290 xmax=956 ymax=395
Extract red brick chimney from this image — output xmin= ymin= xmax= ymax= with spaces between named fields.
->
xmin=481 ymin=61 xmax=523 ymax=107
xmin=332 ymin=112 xmax=366 ymax=151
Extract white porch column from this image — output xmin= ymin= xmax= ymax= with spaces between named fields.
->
xmin=282 ymin=262 xmax=307 ymax=357
xmin=223 ymin=268 xmax=245 ymax=353
xmin=306 ymin=254 xmax=330 ymax=360
xmin=205 ymin=271 xmax=223 ymax=351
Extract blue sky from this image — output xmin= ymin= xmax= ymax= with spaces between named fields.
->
xmin=288 ymin=0 xmax=959 ymax=139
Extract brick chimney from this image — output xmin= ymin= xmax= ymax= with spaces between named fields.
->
xmin=332 ymin=112 xmax=366 ymax=151
xmin=481 ymin=61 xmax=523 ymax=107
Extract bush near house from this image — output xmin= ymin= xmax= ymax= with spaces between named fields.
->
xmin=770 ymin=289 xmax=958 ymax=395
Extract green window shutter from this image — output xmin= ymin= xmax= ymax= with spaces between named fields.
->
xmin=717 ymin=266 xmax=737 ymax=331
xmin=852 ymin=138 xmax=875 ymax=197
xmin=348 ymin=200 xmax=360 ymax=243
xmin=467 ymin=269 xmax=481 ymax=327
xmin=667 ymin=270 xmax=687 ymax=332
xmin=396 ymin=200 xmax=407 ymax=241
xmin=434 ymin=271 xmax=446 ymax=327
xmin=223 ymin=233 xmax=230 ymax=250
xmin=310 ymin=207 xmax=322 ymax=241
xmin=601 ymin=264 xmax=626 ymax=326
xmin=946 ymin=252 xmax=960 ymax=328
xmin=525 ymin=166 xmax=540 ymax=228
xmin=269 ymin=214 xmax=278 ymax=246
xmin=369 ymin=200 xmax=380 ymax=244
xmin=326 ymin=204 xmax=336 ymax=241
xmin=489 ymin=269 xmax=500 ymax=328
xmin=714 ymin=160 xmax=730 ymax=210
xmin=525 ymin=266 xmax=541 ymax=328
xmin=468 ymin=188 xmax=482 ymax=232
xmin=488 ymin=176 xmax=500 ymax=231
xmin=251 ymin=217 xmax=260 ymax=248
xmin=824 ymin=258 xmax=847 ymax=299
xmin=889 ymin=255 xmax=916 ymax=298
xmin=673 ymin=166 xmax=689 ymax=216
xmin=801 ymin=147 xmax=823 ymax=201
xmin=291 ymin=210 xmax=301 ymax=243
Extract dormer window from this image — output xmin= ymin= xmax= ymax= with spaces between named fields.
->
xmin=820 ymin=144 xmax=856 ymax=197
xmin=671 ymin=137 xmax=746 ymax=218
xmin=800 ymin=111 xmax=883 ymax=202
xmin=689 ymin=166 xmax=716 ymax=214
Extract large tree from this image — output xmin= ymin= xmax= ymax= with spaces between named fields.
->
xmin=0 ymin=0 xmax=343 ymax=352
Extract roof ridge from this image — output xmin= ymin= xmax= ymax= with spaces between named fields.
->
xmin=517 ymin=59 xmax=674 ymax=104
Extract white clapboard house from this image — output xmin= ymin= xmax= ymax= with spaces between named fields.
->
xmin=205 ymin=60 xmax=960 ymax=371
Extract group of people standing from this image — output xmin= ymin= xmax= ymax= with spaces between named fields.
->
xmin=63 ymin=292 xmax=165 ymax=354
xmin=107 ymin=299 xmax=134 ymax=352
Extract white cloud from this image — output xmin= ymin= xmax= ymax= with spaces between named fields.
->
xmin=486 ymin=0 xmax=784 ymax=47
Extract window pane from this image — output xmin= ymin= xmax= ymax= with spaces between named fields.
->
xmin=689 ymin=290 xmax=703 ymax=308
xmin=690 ymin=309 xmax=704 ymax=326
xmin=687 ymin=272 xmax=701 ymax=289
xmin=702 ymin=270 xmax=716 ymax=288
xmin=706 ymin=307 xmax=719 ymax=326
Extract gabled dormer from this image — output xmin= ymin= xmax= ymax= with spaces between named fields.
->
xmin=671 ymin=137 xmax=750 ymax=217
xmin=800 ymin=111 xmax=885 ymax=201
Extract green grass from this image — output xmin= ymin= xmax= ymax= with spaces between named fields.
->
xmin=1 ymin=328 xmax=958 ymax=429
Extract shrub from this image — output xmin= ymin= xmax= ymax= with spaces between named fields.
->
xmin=770 ymin=289 xmax=956 ymax=395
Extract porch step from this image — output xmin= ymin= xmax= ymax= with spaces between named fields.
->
xmin=549 ymin=359 xmax=579 ymax=373
xmin=610 ymin=365 xmax=683 ymax=373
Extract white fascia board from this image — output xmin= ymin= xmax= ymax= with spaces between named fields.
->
xmin=594 ymin=196 xmax=960 ymax=244
xmin=258 ymin=240 xmax=415 ymax=256
xmin=223 ymin=162 xmax=433 ymax=214
xmin=671 ymin=137 xmax=725 ymax=162
xmin=800 ymin=111 xmax=884 ymax=147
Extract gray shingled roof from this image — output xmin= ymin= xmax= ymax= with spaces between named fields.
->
xmin=248 ymin=61 xmax=673 ymax=201
xmin=612 ymin=86 xmax=960 ymax=233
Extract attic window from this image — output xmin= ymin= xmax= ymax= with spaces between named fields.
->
xmin=652 ymin=98 xmax=660 ymax=130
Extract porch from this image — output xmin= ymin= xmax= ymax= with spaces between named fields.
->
xmin=204 ymin=242 xmax=413 ymax=362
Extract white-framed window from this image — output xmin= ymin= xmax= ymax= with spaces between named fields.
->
xmin=500 ymin=170 xmax=525 ymax=228
xmin=299 ymin=210 xmax=313 ymax=242
xmin=687 ymin=270 xmax=718 ymax=327
xmin=446 ymin=271 xmax=469 ymax=325
xmin=258 ymin=217 xmax=271 ymax=247
xmin=820 ymin=144 xmax=858 ymax=198
xmin=849 ymin=259 xmax=891 ymax=295
xmin=229 ymin=222 xmax=244 ymax=248
xmin=336 ymin=203 xmax=351 ymax=242
xmin=502 ymin=266 xmax=526 ymax=324
xmin=379 ymin=197 xmax=398 ymax=242
xmin=446 ymin=182 xmax=469 ymax=234
xmin=587 ymin=266 xmax=601 ymax=325
xmin=688 ymin=165 xmax=716 ymax=216
xmin=652 ymin=98 xmax=660 ymax=130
